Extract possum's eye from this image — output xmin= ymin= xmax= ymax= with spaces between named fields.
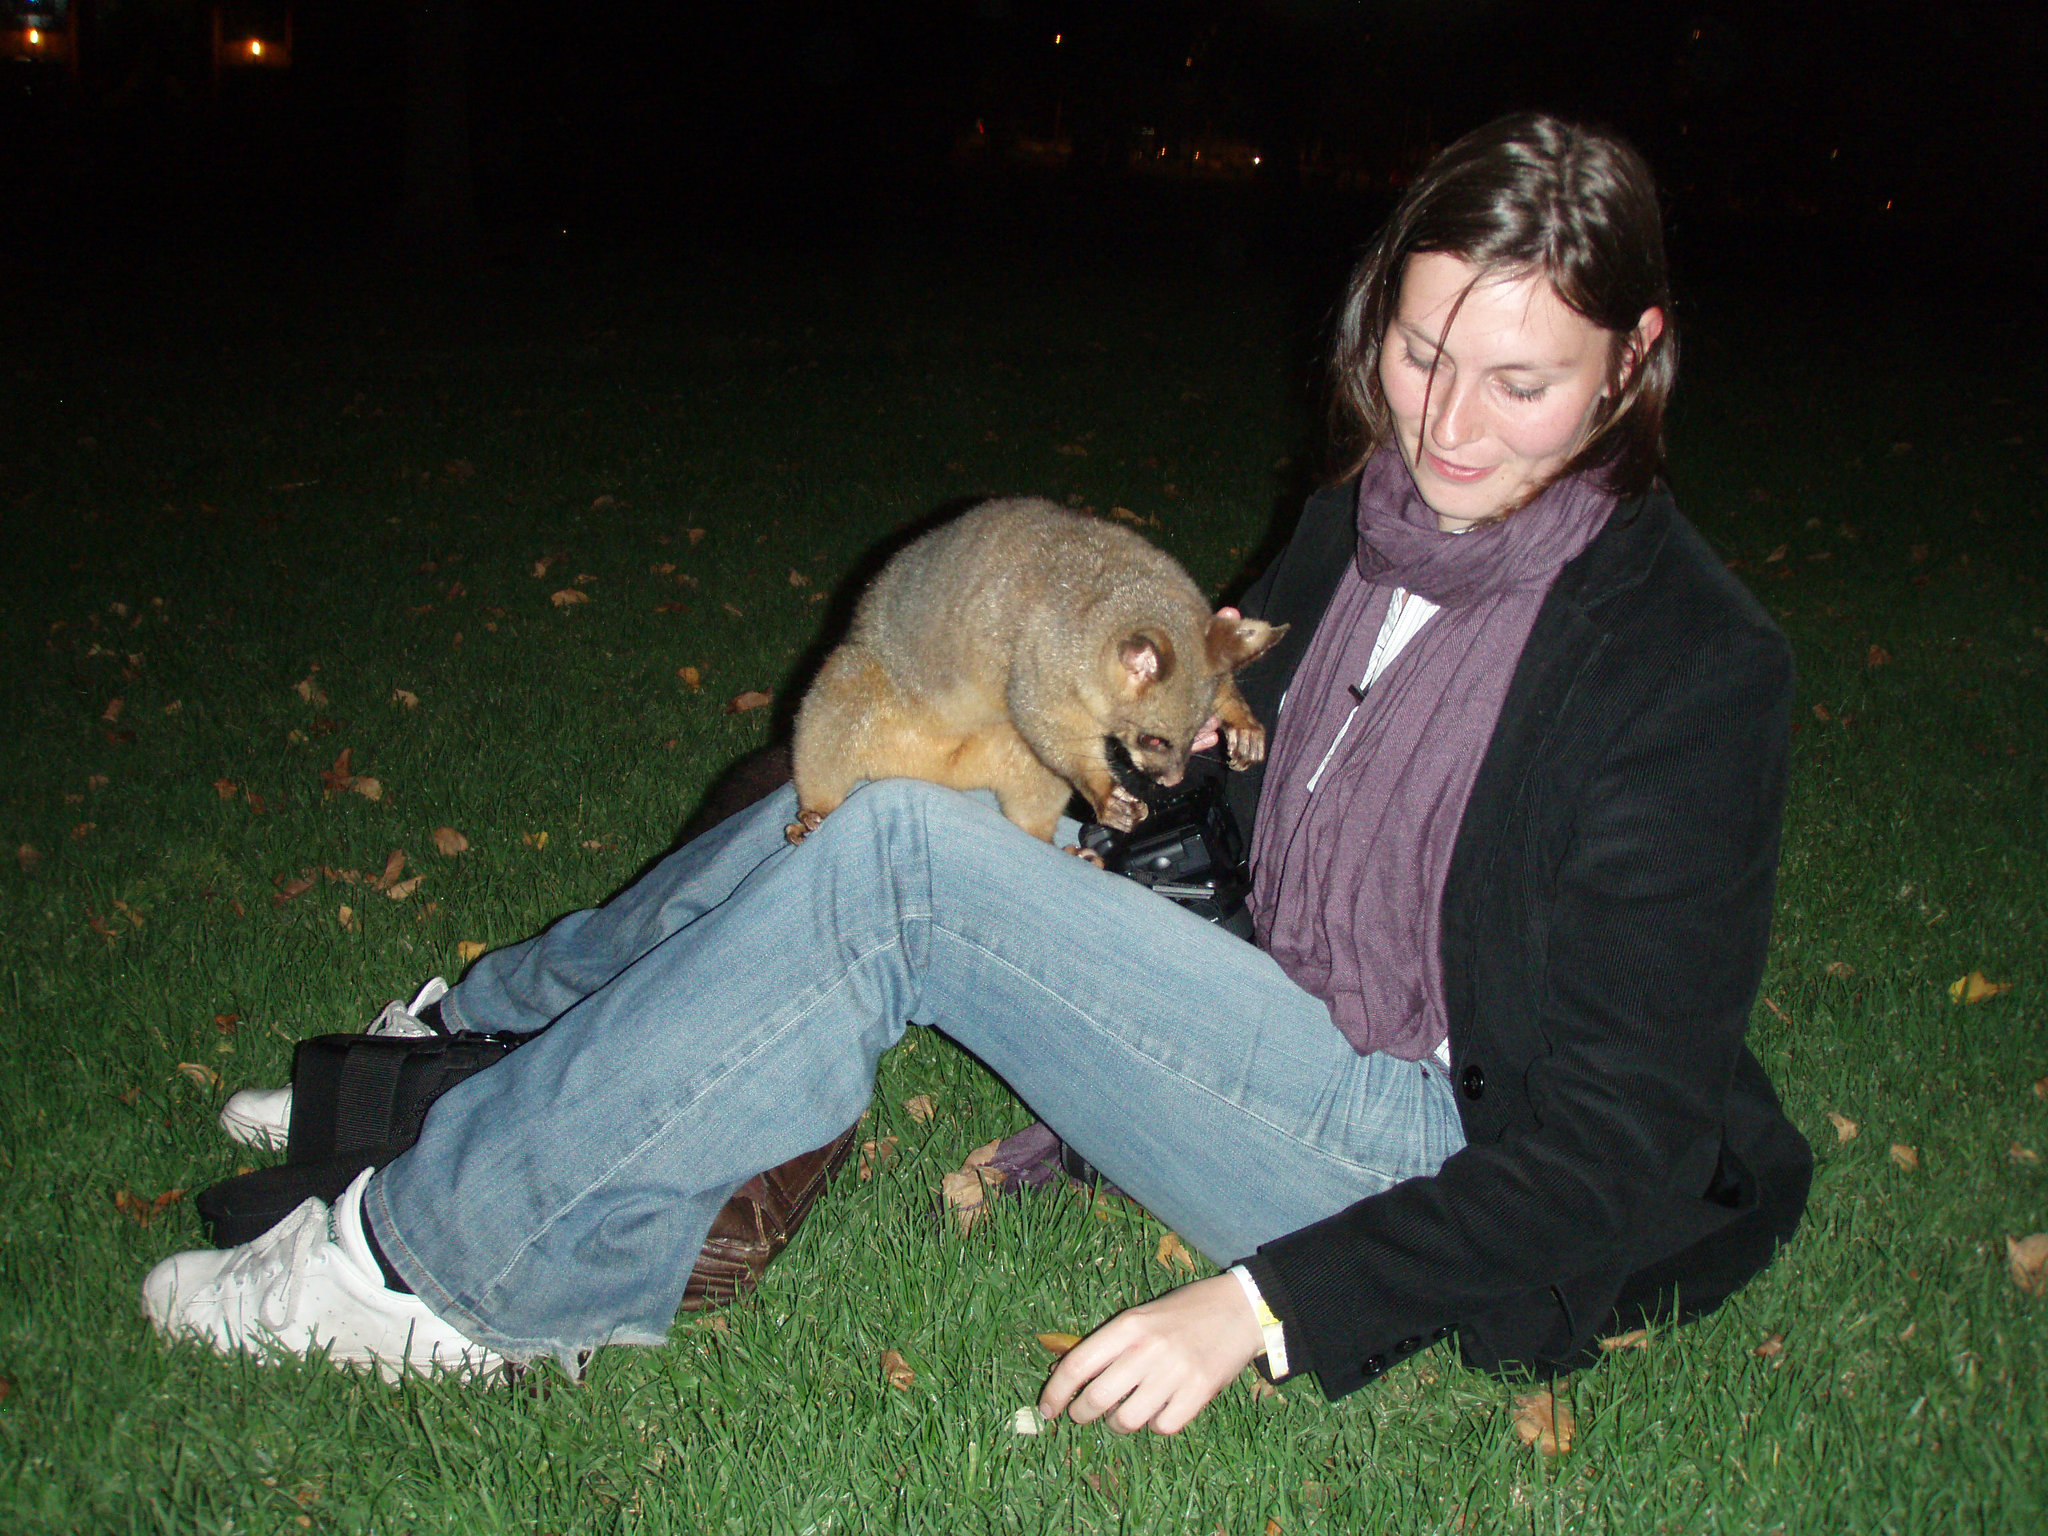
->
xmin=1136 ymin=734 xmax=1169 ymax=753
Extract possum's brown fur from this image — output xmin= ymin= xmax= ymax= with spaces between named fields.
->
xmin=786 ymin=497 xmax=1284 ymax=843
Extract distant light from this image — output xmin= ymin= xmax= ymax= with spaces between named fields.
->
xmin=1252 ymin=156 xmax=1261 ymax=166
xmin=1829 ymin=148 xmax=1839 ymax=160
xmin=1691 ymin=28 xmax=1701 ymax=39
xmin=1053 ymin=33 xmax=1061 ymax=45
xmin=25 ymin=27 xmax=40 ymax=44
xmin=249 ymin=39 xmax=264 ymax=57
xmin=1185 ymin=56 xmax=1194 ymax=68
xmin=1884 ymin=200 xmax=1893 ymax=210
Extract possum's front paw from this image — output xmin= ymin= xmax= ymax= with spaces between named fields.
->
xmin=1097 ymin=784 xmax=1150 ymax=832
xmin=1224 ymin=721 xmax=1267 ymax=770
xmin=785 ymin=809 xmax=827 ymax=845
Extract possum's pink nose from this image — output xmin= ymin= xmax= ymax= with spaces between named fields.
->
xmin=1158 ymin=766 xmax=1184 ymax=788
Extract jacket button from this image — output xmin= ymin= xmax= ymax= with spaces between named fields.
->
xmin=1396 ymin=1335 xmax=1421 ymax=1355
xmin=1460 ymin=1062 xmax=1486 ymax=1100
xmin=1362 ymin=1353 xmax=1386 ymax=1375
xmin=1432 ymin=1325 xmax=1452 ymax=1341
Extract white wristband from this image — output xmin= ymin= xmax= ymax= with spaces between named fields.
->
xmin=1228 ymin=1264 xmax=1290 ymax=1380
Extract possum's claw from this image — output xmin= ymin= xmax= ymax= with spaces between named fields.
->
xmin=1097 ymin=784 xmax=1150 ymax=833
xmin=1066 ymin=845 xmax=1107 ymax=869
xmin=1224 ymin=721 xmax=1267 ymax=770
xmin=785 ymin=809 xmax=827 ymax=845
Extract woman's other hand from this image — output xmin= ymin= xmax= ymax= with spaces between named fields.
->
xmin=1037 ymin=1273 xmax=1266 ymax=1434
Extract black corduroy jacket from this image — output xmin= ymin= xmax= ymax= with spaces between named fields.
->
xmin=1227 ymin=479 xmax=1813 ymax=1398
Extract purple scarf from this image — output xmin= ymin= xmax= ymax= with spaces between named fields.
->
xmin=1247 ymin=447 xmax=1615 ymax=1059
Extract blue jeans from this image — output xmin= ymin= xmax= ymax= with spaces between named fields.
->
xmin=368 ymin=780 xmax=1465 ymax=1364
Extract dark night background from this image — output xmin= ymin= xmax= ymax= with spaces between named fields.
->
xmin=3 ymin=1 xmax=2041 ymax=295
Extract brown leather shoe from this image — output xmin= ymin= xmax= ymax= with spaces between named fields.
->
xmin=682 ymin=1123 xmax=861 ymax=1311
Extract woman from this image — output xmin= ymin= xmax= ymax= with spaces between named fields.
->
xmin=144 ymin=112 xmax=1811 ymax=1435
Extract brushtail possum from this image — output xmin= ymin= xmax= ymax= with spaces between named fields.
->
xmin=786 ymin=497 xmax=1285 ymax=845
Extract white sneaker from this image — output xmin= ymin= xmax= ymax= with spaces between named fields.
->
xmin=141 ymin=1167 xmax=503 ymax=1382
xmin=217 ymin=978 xmax=451 ymax=1149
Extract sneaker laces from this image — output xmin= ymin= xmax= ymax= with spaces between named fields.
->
xmin=205 ymin=1197 xmax=332 ymax=1338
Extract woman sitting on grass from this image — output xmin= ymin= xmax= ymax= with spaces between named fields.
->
xmin=143 ymin=111 xmax=1812 ymax=1434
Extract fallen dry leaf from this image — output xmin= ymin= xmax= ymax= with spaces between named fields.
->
xmin=176 ymin=1062 xmax=221 ymax=1090
xmin=373 ymin=849 xmax=407 ymax=890
xmin=2007 ymin=1234 xmax=2048 ymax=1296
xmin=549 ymin=588 xmax=590 ymax=608
xmin=1036 ymin=1332 xmax=1082 ymax=1356
xmin=112 ymin=899 xmax=144 ymax=929
xmin=940 ymin=1168 xmax=987 ymax=1232
xmin=1249 ymin=1377 xmax=1282 ymax=1403
xmin=1010 ymin=1406 xmax=1047 ymax=1435
xmin=320 ymin=748 xmax=355 ymax=796
xmin=294 ymin=675 xmax=328 ymax=705
xmin=879 ymin=1349 xmax=915 ymax=1391
xmin=1598 ymin=1328 xmax=1650 ymax=1351
xmin=213 ymin=777 xmax=239 ymax=800
xmin=392 ymin=688 xmax=420 ymax=709
xmin=431 ymin=826 xmax=469 ymax=856
xmin=1890 ymin=1143 xmax=1920 ymax=1172
xmin=214 ymin=1013 xmax=240 ymax=1034
xmin=114 ymin=1187 xmax=185 ymax=1226
xmin=350 ymin=776 xmax=384 ymax=802
xmin=1824 ymin=961 xmax=1856 ymax=979
xmin=678 ymin=665 xmax=701 ymax=691
xmin=1515 ymin=1392 xmax=1572 ymax=1458
xmin=857 ymin=1135 xmax=900 ymax=1181
xmin=337 ymin=904 xmax=357 ymax=931
xmin=384 ymin=875 xmax=424 ymax=902
xmin=100 ymin=697 xmax=125 ymax=724
xmin=687 ymin=528 xmax=706 ymax=545
xmin=1761 ymin=996 xmax=1791 ymax=1024
xmin=1754 ymin=1331 xmax=1787 ymax=1359
xmin=1950 ymin=972 xmax=2013 ymax=1004
xmin=1827 ymin=1111 xmax=1860 ymax=1143
xmin=1265 ymin=1519 xmax=1284 ymax=1536
xmin=86 ymin=773 xmax=107 ymax=791
xmin=457 ymin=940 xmax=487 ymax=964
xmin=272 ymin=872 xmax=316 ymax=904
xmin=903 ymin=1094 xmax=937 ymax=1125
xmin=1867 ymin=644 xmax=1891 ymax=668
xmin=1512 ymin=1387 xmax=1576 ymax=1455
xmin=15 ymin=844 xmax=40 ymax=874
xmin=2037 ymin=1077 xmax=2048 ymax=1102
xmin=964 ymin=1138 xmax=1000 ymax=1169
xmin=787 ymin=568 xmax=808 ymax=587
xmin=1156 ymin=1232 xmax=1196 ymax=1273
xmin=522 ymin=830 xmax=550 ymax=850
xmin=724 ymin=689 xmax=773 ymax=714
xmin=2009 ymin=1143 xmax=2040 ymax=1166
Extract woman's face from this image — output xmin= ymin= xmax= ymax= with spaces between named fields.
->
xmin=1379 ymin=252 xmax=1661 ymax=530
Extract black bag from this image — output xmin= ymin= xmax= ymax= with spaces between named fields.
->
xmin=195 ymin=1029 xmax=533 ymax=1247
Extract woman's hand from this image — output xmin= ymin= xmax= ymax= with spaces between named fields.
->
xmin=1037 ymin=1273 xmax=1266 ymax=1435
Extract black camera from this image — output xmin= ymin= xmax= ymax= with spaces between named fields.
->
xmin=1080 ymin=745 xmax=1254 ymax=939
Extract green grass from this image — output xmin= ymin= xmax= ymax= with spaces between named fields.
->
xmin=0 ymin=226 xmax=2043 ymax=1533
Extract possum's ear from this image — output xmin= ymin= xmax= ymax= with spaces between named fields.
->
xmin=1206 ymin=608 xmax=1288 ymax=672
xmin=1117 ymin=630 xmax=1176 ymax=694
